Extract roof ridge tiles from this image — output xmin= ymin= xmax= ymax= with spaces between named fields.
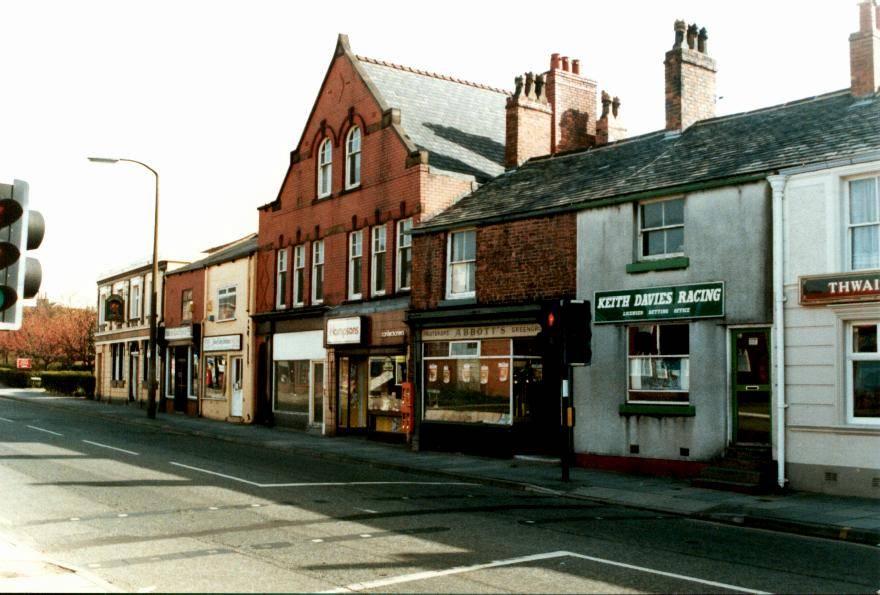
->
xmin=356 ymin=54 xmax=509 ymax=95
xmin=692 ymin=88 xmax=854 ymax=127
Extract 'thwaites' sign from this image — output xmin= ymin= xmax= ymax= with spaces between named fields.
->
xmin=800 ymin=271 xmax=880 ymax=305
xmin=594 ymin=282 xmax=724 ymax=323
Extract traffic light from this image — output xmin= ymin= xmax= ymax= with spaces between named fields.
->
xmin=539 ymin=298 xmax=592 ymax=366
xmin=0 ymin=180 xmax=45 ymax=331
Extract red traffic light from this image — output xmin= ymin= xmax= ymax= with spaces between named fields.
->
xmin=547 ymin=312 xmax=556 ymax=327
xmin=0 ymin=199 xmax=23 ymax=228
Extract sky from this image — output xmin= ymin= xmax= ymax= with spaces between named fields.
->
xmin=0 ymin=0 xmax=858 ymax=307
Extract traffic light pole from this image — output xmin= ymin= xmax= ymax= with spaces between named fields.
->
xmin=146 ymin=166 xmax=159 ymax=420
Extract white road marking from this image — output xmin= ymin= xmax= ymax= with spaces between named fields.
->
xmin=117 ymin=513 xmax=128 ymax=518
xmin=355 ymin=508 xmax=378 ymax=514
xmin=322 ymin=550 xmax=770 ymax=594
xmin=0 ymin=416 xmax=13 ymax=422
xmin=70 ymin=517 xmax=80 ymax=521
xmin=27 ymin=425 xmax=62 ymax=436
xmin=169 ymin=461 xmax=476 ymax=489
xmin=82 ymin=439 xmax=140 ymax=456
xmin=208 ymin=507 xmax=219 ymax=511
xmin=311 ymin=539 xmax=324 ymax=543
xmin=359 ymin=534 xmax=372 ymax=538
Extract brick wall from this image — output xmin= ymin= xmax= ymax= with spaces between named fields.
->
xmin=546 ymin=57 xmax=597 ymax=153
xmin=849 ymin=0 xmax=880 ymax=97
xmin=664 ymin=22 xmax=716 ymax=131
xmin=163 ymin=268 xmax=204 ymax=328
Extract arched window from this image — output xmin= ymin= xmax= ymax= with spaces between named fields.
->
xmin=345 ymin=126 xmax=361 ymax=189
xmin=317 ymin=138 xmax=333 ymax=198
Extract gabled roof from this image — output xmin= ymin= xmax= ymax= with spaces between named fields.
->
xmin=168 ymin=234 xmax=258 ymax=276
xmin=357 ymin=56 xmax=507 ymax=182
xmin=418 ymin=89 xmax=880 ymax=232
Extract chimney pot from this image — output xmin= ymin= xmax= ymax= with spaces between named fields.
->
xmin=561 ymin=56 xmax=570 ymax=72
xmin=551 ymin=53 xmax=561 ymax=70
xmin=673 ymin=20 xmax=687 ymax=48
xmin=572 ymin=59 xmax=581 ymax=75
xmin=687 ymin=23 xmax=698 ymax=49
xmin=698 ymin=27 xmax=708 ymax=53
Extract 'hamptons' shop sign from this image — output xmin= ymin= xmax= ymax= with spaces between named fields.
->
xmin=594 ymin=282 xmax=725 ymax=324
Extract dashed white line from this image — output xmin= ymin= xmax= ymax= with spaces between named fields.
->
xmin=355 ymin=508 xmax=378 ymax=514
xmin=321 ymin=550 xmax=770 ymax=594
xmin=27 ymin=425 xmax=62 ymax=436
xmin=169 ymin=462 xmax=262 ymax=486
xmin=0 ymin=416 xmax=13 ymax=422
xmin=82 ymin=439 xmax=140 ymax=456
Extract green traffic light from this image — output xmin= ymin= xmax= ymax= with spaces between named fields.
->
xmin=0 ymin=286 xmax=17 ymax=313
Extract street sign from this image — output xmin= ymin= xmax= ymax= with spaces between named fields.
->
xmin=16 ymin=358 xmax=31 ymax=369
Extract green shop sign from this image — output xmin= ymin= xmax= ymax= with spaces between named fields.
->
xmin=594 ymin=281 xmax=724 ymax=324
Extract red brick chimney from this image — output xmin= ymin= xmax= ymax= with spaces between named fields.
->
xmin=850 ymin=0 xmax=880 ymax=97
xmin=545 ymin=53 xmax=598 ymax=152
xmin=595 ymin=91 xmax=626 ymax=145
xmin=665 ymin=21 xmax=717 ymax=131
xmin=505 ymin=72 xmax=552 ymax=168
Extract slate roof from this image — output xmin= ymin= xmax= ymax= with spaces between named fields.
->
xmin=168 ymin=234 xmax=258 ymax=276
xmin=418 ymin=89 xmax=880 ymax=232
xmin=357 ymin=56 xmax=508 ymax=183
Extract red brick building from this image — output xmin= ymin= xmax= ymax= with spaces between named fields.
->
xmin=253 ymin=35 xmax=507 ymax=437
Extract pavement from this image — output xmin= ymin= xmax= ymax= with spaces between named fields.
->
xmin=3 ymin=388 xmax=879 ymax=560
xmin=0 ymin=533 xmax=117 ymax=592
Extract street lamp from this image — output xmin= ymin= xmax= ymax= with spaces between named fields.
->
xmin=88 ymin=157 xmax=160 ymax=420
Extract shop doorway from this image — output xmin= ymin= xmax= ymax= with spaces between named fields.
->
xmin=231 ymin=357 xmax=244 ymax=417
xmin=128 ymin=350 xmax=139 ymax=401
xmin=731 ymin=328 xmax=772 ymax=444
xmin=173 ymin=348 xmax=189 ymax=412
xmin=311 ymin=361 xmax=324 ymax=426
xmin=337 ymin=356 xmax=367 ymax=432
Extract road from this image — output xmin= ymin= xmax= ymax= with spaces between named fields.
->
xmin=0 ymin=394 xmax=877 ymax=593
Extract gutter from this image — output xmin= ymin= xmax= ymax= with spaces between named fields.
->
xmin=767 ymin=174 xmax=789 ymax=490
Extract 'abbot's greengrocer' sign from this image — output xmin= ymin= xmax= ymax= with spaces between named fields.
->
xmin=594 ymin=282 xmax=724 ymax=324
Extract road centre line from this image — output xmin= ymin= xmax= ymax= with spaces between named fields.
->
xmin=82 ymin=440 xmax=140 ymax=456
xmin=169 ymin=461 xmax=477 ymax=488
xmin=0 ymin=416 xmax=13 ymax=422
xmin=322 ymin=550 xmax=770 ymax=594
xmin=26 ymin=425 xmax=63 ymax=436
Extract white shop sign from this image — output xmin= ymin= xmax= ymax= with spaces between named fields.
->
xmin=273 ymin=331 xmax=326 ymax=361
xmin=203 ymin=334 xmax=241 ymax=352
xmin=165 ymin=326 xmax=192 ymax=341
xmin=422 ymin=323 xmax=541 ymax=341
xmin=326 ymin=317 xmax=362 ymax=345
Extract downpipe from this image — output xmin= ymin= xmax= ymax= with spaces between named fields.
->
xmin=768 ymin=175 xmax=788 ymax=490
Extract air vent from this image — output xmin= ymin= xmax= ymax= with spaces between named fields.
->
xmin=824 ymin=471 xmax=838 ymax=483
xmin=872 ymin=477 xmax=880 ymax=488
xmin=679 ymin=447 xmax=690 ymax=457
xmin=629 ymin=444 xmax=639 ymax=454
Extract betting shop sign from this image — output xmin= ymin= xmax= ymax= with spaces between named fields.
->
xmin=594 ymin=281 xmax=725 ymax=324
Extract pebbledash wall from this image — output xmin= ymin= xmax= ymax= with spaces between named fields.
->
xmin=778 ymin=157 xmax=880 ymax=497
xmin=575 ymin=182 xmax=773 ymax=474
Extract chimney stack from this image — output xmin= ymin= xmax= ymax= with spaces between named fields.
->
xmin=596 ymin=91 xmax=627 ymax=145
xmin=664 ymin=20 xmax=717 ymax=131
xmin=505 ymin=72 xmax=552 ymax=168
xmin=545 ymin=52 xmax=598 ymax=152
xmin=850 ymin=0 xmax=880 ymax=97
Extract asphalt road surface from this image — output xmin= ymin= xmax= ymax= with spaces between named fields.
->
xmin=0 ymin=394 xmax=877 ymax=593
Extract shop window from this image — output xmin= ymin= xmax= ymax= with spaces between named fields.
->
xmin=627 ymin=324 xmax=689 ymax=403
xmin=312 ymin=240 xmax=324 ymax=304
xmin=274 ymin=360 xmax=310 ymax=414
xmin=848 ymin=323 xmax=880 ymax=424
xmin=181 ymin=289 xmax=193 ymax=322
xmin=217 ymin=286 xmax=236 ymax=321
xmin=276 ymin=248 xmax=288 ymax=309
xmin=372 ymin=226 xmax=386 ymax=296
xmin=848 ymin=176 xmax=880 ymax=271
xmin=205 ymin=355 xmax=227 ymax=399
xmin=345 ymin=126 xmax=361 ymax=190
xmin=639 ymin=197 xmax=684 ymax=259
xmin=368 ymin=356 xmax=406 ymax=414
xmin=446 ymin=229 xmax=476 ymax=299
xmin=396 ymin=218 xmax=413 ymax=291
xmin=191 ymin=349 xmax=200 ymax=398
xmin=293 ymin=245 xmax=305 ymax=306
xmin=349 ymin=230 xmax=363 ymax=300
xmin=317 ymin=138 xmax=333 ymax=198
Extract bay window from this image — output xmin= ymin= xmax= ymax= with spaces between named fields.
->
xmin=372 ymin=225 xmax=386 ymax=296
xmin=627 ymin=324 xmax=689 ymax=403
xmin=848 ymin=176 xmax=880 ymax=271
xmin=349 ymin=230 xmax=363 ymax=300
xmin=447 ymin=229 xmax=476 ymax=299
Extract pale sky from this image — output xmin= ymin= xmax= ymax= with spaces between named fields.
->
xmin=0 ymin=0 xmax=857 ymax=307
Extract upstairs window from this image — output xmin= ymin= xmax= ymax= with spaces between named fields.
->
xmin=217 ymin=286 xmax=237 ymax=321
xmin=349 ymin=230 xmax=363 ymax=300
xmin=372 ymin=225 xmax=386 ymax=296
xmin=345 ymin=126 xmax=361 ymax=190
xmin=312 ymin=240 xmax=324 ymax=304
xmin=317 ymin=138 xmax=333 ymax=198
xmin=397 ymin=218 xmax=413 ymax=291
xmin=276 ymin=248 xmax=288 ymax=309
xmin=639 ymin=197 xmax=684 ymax=259
xmin=446 ymin=229 xmax=476 ymax=299
xmin=129 ymin=278 xmax=141 ymax=320
xmin=849 ymin=176 xmax=880 ymax=271
xmin=293 ymin=245 xmax=305 ymax=307
xmin=181 ymin=289 xmax=193 ymax=322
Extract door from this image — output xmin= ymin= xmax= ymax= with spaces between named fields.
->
xmin=513 ymin=358 xmax=555 ymax=454
xmin=337 ymin=356 xmax=367 ymax=431
xmin=129 ymin=352 xmax=139 ymax=401
xmin=311 ymin=361 xmax=324 ymax=425
xmin=231 ymin=357 xmax=244 ymax=417
xmin=173 ymin=348 xmax=188 ymax=412
xmin=96 ymin=353 xmax=103 ymax=398
xmin=731 ymin=328 xmax=772 ymax=444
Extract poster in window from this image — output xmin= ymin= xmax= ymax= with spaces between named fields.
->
xmin=462 ymin=363 xmax=472 ymax=383
xmin=442 ymin=365 xmax=450 ymax=384
xmin=498 ymin=361 xmax=509 ymax=382
xmin=480 ymin=364 xmax=489 ymax=385
xmin=428 ymin=363 xmax=437 ymax=382
xmin=104 ymin=295 xmax=125 ymax=322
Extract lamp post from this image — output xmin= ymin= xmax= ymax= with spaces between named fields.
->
xmin=88 ymin=157 xmax=160 ymax=420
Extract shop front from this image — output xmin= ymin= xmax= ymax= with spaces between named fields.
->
xmin=271 ymin=328 xmax=327 ymax=430
xmin=200 ymin=333 xmax=245 ymax=421
xmin=163 ymin=324 xmax=199 ymax=416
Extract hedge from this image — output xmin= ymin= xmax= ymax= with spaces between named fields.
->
xmin=0 ymin=368 xmax=33 ymax=388
xmin=39 ymin=371 xmax=95 ymax=396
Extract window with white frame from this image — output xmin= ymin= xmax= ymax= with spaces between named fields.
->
xmin=98 ymin=286 xmax=109 ymax=324
xmin=848 ymin=176 xmax=880 ymax=271
xmin=627 ymin=324 xmax=689 ymax=403
xmin=396 ymin=218 xmax=413 ymax=291
xmin=293 ymin=245 xmax=305 ymax=306
xmin=372 ymin=225 xmax=386 ymax=296
xmin=111 ymin=343 xmax=124 ymax=381
xmin=317 ymin=138 xmax=333 ymax=198
xmin=348 ymin=230 xmax=363 ymax=300
xmin=217 ymin=286 xmax=237 ymax=321
xmin=639 ymin=197 xmax=684 ymax=259
xmin=847 ymin=322 xmax=880 ymax=424
xmin=447 ymin=229 xmax=476 ymax=299
xmin=312 ymin=240 xmax=324 ymax=304
xmin=144 ymin=276 xmax=152 ymax=322
xmin=181 ymin=289 xmax=193 ymax=322
xmin=129 ymin=278 xmax=141 ymax=320
xmin=276 ymin=248 xmax=288 ymax=309
xmin=345 ymin=126 xmax=361 ymax=189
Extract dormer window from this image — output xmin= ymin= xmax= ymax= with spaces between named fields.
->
xmin=346 ymin=126 xmax=361 ymax=190
xmin=317 ymin=138 xmax=333 ymax=198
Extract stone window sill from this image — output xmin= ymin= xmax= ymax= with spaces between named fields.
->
xmin=626 ymin=257 xmax=689 ymax=274
xmin=619 ymin=403 xmax=695 ymax=417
